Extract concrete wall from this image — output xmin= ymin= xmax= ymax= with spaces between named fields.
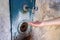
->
xmin=0 ymin=0 xmax=11 ymax=40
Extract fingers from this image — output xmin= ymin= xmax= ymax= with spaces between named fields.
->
xmin=28 ymin=21 xmax=42 ymax=27
xmin=31 ymin=21 xmax=41 ymax=24
xmin=28 ymin=22 xmax=39 ymax=27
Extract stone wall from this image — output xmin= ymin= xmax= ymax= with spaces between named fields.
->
xmin=0 ymin=0 xmax=11 ymax=40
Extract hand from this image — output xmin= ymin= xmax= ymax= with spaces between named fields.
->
xmin=28 ymin=18 xmax=60 ymax=27
xmin=28 ymin=21 xmax=44 ymax=27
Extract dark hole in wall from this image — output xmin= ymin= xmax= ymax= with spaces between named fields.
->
xmin=20 ymin=22 xmax=28 ymax=32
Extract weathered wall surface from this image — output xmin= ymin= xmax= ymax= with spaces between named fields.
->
xmin=32 ymin=0 xmax=60 ymax=40
xmin=0 ymin=0 xmax=60 ymax=40
xmin=0 ymin=0 xmax=11 ymax=40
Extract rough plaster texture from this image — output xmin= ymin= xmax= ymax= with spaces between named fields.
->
xmin=32 ymin=0 xmax=60 ymax=40
xmin=0 ymin=0 xmax=11 ymax=40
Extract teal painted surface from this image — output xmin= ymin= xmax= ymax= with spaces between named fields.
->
xmin=10 ymin=0 xmax=35 ymax=40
